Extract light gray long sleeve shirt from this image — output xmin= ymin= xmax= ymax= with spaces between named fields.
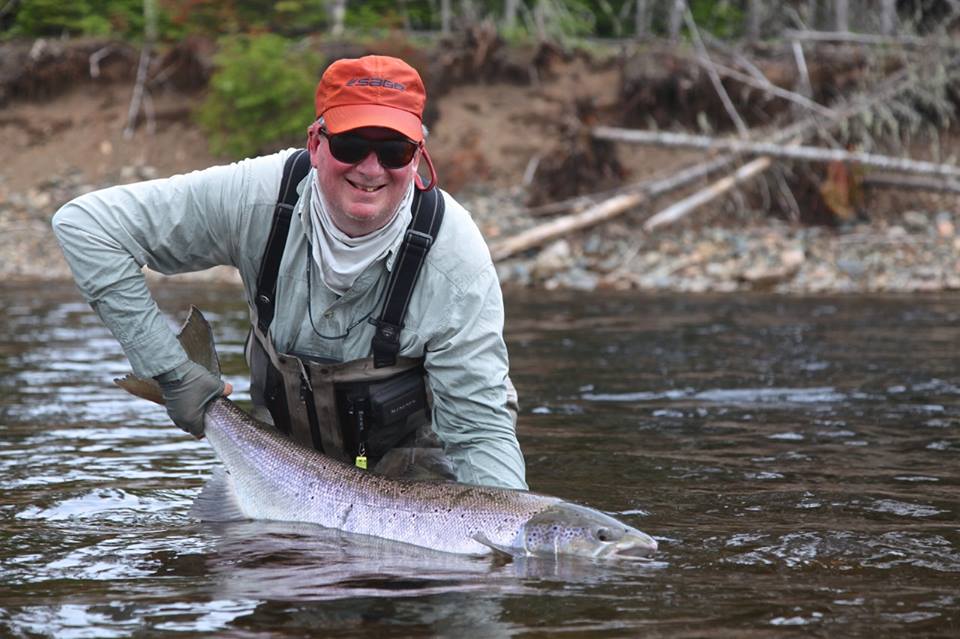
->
xmin=52 ymin=148 xmax=526 ymax=489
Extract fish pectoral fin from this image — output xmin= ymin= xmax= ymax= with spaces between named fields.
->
xmin=189 ymin=466 xmax=248 ymax=522
xmin=472 ymin=533 xmax=517 ymax=558
xmin=114 ymin=374 xmax=165 ymax=405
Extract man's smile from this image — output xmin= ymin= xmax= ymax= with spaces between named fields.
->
xmin=346 ymin=178 xmax=384 ymax=193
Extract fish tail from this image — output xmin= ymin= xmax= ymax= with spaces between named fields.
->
xmin=114 ymin=306 xmax=222 ymax=405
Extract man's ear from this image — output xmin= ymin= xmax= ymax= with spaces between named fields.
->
xmin=306 ymin=121 xmax=322 ymax=167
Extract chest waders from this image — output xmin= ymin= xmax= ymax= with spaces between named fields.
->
xmin=245 ymin=149 xmax=452 ymax=478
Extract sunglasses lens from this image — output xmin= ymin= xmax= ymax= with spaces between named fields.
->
xmin=326 ymin=133 xmax=417 ymax=168
xmin=328 ymin=134 xmax=371 ymax=165
xmin=377 ymin=140 xmax=418 ymax=168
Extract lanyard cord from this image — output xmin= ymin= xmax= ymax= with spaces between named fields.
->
xmin=304 ymin=245 xmax=384 ymax=340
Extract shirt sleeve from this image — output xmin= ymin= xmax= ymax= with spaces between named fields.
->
xmin=425 ymin=265 xmax=528 ymax=490
xmin=51 ymin=160 xmax=256 ymax=379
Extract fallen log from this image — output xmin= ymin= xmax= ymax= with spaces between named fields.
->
xmin=489 ymin=192 xmax=646 ymax=261
xmin=863 ymin=173 xmax=960 ymax=195
xmin=782 ymin=29 xmax=960 ymax=51
xmin=488 ymin=54 xmax=960 ymax=261
xmin=592 ymin=127 xmax=960 ymax=179
xmin=490 ymin=149 xmax=750 ymax=260
xmin=643 ymin=156 xmax=773 ymax=231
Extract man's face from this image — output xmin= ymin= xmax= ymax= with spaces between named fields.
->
xmin=309 ymin=126 xmax=421 ymax=238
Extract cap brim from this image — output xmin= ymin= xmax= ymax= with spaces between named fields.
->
xmin=323 ymin=104 xmax=423 ymax=142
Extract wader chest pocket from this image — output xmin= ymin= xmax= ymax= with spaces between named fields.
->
xmin=335 ymin=366 xmax=427 ymax=462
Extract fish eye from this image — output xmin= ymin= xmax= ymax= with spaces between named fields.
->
xmin=596 ymin=527 xmax=613 ymax=542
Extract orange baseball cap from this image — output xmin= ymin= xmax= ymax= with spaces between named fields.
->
xmin=315 ymin=55 xmax=426 ymax=142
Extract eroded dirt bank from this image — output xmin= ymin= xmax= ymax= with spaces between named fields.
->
xmin=1 ymin=36 xmax=957 ymax=293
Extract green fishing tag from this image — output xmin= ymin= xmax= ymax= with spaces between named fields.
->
xmin=355 ymin=455 xmax=367 ymax=470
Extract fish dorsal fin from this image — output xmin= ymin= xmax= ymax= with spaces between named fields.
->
xmin=189 ymin=466 xmax=248 ymax=522
xmin=472 ymin=532 xmax=517 ymax=558
xmin=178 ymin=306 xmax=221 ymax=377
xmin=114 ymin=306 xmax=221 ymax=405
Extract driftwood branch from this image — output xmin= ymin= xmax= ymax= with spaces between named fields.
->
xmin=781 ymin=29 xmax=960 ymax=51
xmin=683 ymin=8 xmax=748 ymax=136
xmin=490 ymin=149 xmax=756 ymax=259
xmin=686 ymin=54 xmax=837 ymax=119
xmin=791 ymin=40 xmax=813 ymax=99
xmin=643 ymin=137 xmax=803 ymax=231
xmin=643 ymin=156 xmax=773 ymax=231
xmin=594 ymin=127 xmax=960 ymax=179
xmin=490 ymin=193 xmax=646 ymax=261
xmin=89 ymin=45 xmax=117 ymax=78
xmin=863 ymin=173 xmax=960 ymax=195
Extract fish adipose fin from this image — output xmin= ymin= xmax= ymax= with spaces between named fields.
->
xmin=114 ymin=306 xmax=222 ymax=404
xmin=189 ymin=466 xmax=248 ymax=522
xmin=472 ymin=533 xmax=518 ymax=558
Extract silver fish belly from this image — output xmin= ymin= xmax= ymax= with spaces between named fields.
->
xmin=197 ymin=398 xmax=657 ymax=560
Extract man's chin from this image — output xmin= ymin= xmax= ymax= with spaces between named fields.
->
xmin=333 ymin=205 xmax=394 ymax=235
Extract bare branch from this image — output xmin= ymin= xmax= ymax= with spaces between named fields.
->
xmin=683 ymin=53 xmax=837 ymax=119
xmin=863 ymin=173 xmax=960 ymax=194
xmin=782 ymin=29 xmax=960 ymax=51
xmin=593 ymin=127 xmax=960 ymax=179
xmin=683 ymin=7 xmax=748 ymax=136
xmin=643 ymin=156 xmax=773 ymax=232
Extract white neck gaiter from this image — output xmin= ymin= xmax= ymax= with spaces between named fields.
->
xmin=308 ymin=176 xmax=414 ymax=295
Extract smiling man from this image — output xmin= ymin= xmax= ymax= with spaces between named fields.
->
xmin=52 ymin=55 xmax=527 ymax=490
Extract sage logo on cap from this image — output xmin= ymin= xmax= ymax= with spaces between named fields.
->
xmin=346 ymin=77 xmax=406 ymax=91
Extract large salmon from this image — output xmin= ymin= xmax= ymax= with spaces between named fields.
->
xmin=117 ymin=308 xmax=657 ymax=560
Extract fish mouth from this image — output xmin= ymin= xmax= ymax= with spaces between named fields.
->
xmin=603 ymin=533 xmax=659 ymax=560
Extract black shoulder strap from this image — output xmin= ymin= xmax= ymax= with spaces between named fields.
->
xmin=255 ymin=149 xmax=312 ymax=333
xmin=370 ymin=186 xmax=445 ymax=368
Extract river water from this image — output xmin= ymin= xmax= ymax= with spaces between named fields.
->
xmin=1 ymin=282 xmax=958 ymax=638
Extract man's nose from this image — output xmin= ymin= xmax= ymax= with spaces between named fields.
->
xmin=355 ymin=150 xmax=384 ymax=173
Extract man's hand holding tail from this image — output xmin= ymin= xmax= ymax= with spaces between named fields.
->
xmin=155 ymin=361 xmax=232 ymax=438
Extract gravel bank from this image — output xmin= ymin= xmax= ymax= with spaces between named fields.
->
xmin=3 ymin=167 xmax=958 ymax=294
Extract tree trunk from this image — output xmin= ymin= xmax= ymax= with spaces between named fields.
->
xmin=441 ymin=0 xmax=452 ymax=34
xmin=635 ymin=0 xmax=650 ymax=40
xmin=880 ymin=0 xmax=897 ymax=35
xmin=503 ymin=0 xmax=520 ymax=30
xmin=668 ymin=0 xmax=685 ymax=42
xmin=124 ymin=0 xmax=156 ymax=138
xmin=835 ymin=0 xmax=849 ymax=31
xmin=534 ymin=0 xmax=547 ymax=40
xmin=746 ymin=0 xmax=762 ymax=43
xmin=330 ymin=0 xmax=346 ymax=36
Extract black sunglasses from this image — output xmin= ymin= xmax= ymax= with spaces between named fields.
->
xmin=321 ymin=130 xmax=419 ymax=169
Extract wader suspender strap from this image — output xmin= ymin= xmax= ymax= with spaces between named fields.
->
xmin=253 ymin=148 xmax=445 ymax=368
xmin=255 ymin=149 xmax=312 ymax=333
xmin=369 ymin=186 xmax=445 ymax=368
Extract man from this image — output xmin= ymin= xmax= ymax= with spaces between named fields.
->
xmin=52 ymin=55 xmax=526 ymax=490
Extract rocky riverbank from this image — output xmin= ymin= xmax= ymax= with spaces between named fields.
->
xmin=467 ymin=189 xmax=960 ymax=294
xmin=2 ymin=166 xmax=958 ymax=294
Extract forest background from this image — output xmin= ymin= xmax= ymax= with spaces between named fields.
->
xmin=1 ymin=0 xmax=958 ymax=292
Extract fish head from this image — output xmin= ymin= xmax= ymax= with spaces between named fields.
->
xmin=515 ymin=503 xmax=658 ymax=561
